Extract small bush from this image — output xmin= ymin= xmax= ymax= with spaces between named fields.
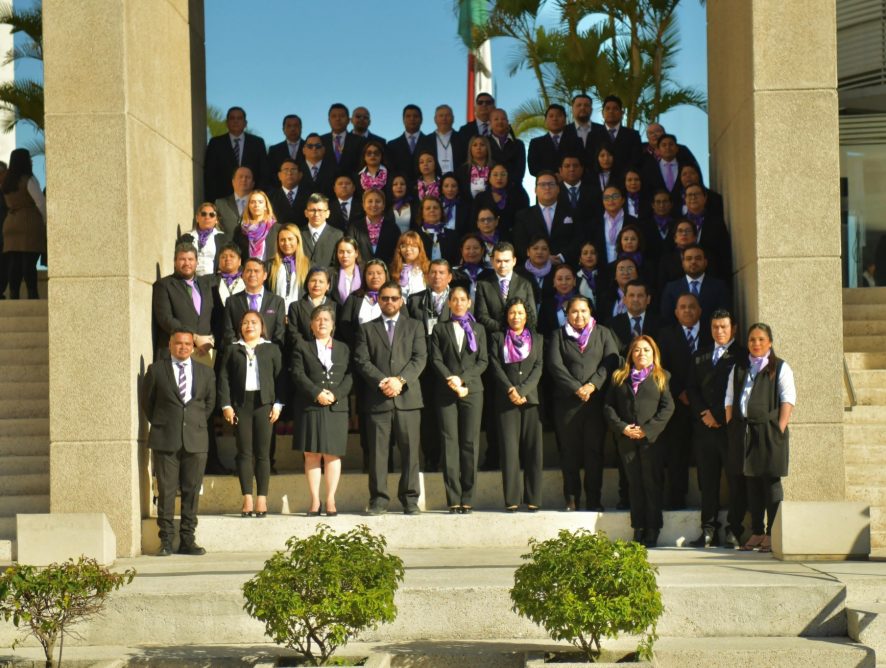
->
xmin=510 ymin=529 xmax=663 ymax=662
xmin=0 ymin=556 xmax=136 ymax=667
xmin=242 ymin=524 xmax=405 ymax=666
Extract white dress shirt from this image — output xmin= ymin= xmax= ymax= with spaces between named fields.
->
xmin=171 ymin=357 xmax=193 ymax=404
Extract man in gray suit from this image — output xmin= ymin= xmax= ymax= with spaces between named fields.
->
xmin=143 ymin=329 xmax=216 ymax=556
xmin=301 ymin=193 xmax=343 ymax=267
xmin=214 ymin=166 xmax=254 ymax=237
xmin=354 ymin=281 xmax=428 ymax=515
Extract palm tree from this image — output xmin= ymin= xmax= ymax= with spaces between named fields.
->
xmin=0 ymin=0 xmax=43 ymax=155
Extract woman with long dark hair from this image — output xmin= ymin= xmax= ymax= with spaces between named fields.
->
xmin=2 ymin=148 xmax=45 ymax=299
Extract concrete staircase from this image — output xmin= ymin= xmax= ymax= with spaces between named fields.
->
xmin=844 ymin=288 xmax=886 ymax=553
xmin=0 ymin=299 xmax=50 ymax=561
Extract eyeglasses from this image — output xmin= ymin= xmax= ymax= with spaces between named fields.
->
xmin=537 ymin=182 xmax=558 ymax=189
xmin=306 ymin=208 xmax=328 ymax=214
xmin=364 ymin=150 xmax=381 ymax=157
xmin=685 ymin=192 xmax=704 ymax=199
xmin=305 ymin=143 xmax=323 ymax=149
xmin=477 ymin=217 xmax=496 ymax=224
xmin=602 ymin=194 xmax=623 ymax=202
xmin=198 ymin=211 xmax=217 ymax=217
xmin=399 ymin=244 xmax=418 ymax=250
xmin=280 ymin=168 xmax=300 ymax=174
xmin=476 ymin=99 xmax=494 ymax=106
xmin=379 ymin=295 xmax=400 ymax=302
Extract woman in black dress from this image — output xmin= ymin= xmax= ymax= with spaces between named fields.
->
xmin=604 ymin=335 xmax=675 ymax=547
xmin=291 ymin=304 xmax=353 ymax=516
xmin=218 ymin=310 xmax=285 ymax=517
xmin=490 ymin=297 xmax=544 ymax=511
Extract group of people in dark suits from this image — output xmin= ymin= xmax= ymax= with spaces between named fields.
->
xmin=142 ymin=93 xmax=796 ymax=554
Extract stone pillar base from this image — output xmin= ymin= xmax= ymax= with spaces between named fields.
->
xmin=773 ymin=501 xmax=870 ymax=560
xmin=16 ymin=513 xmax=116 ymax=566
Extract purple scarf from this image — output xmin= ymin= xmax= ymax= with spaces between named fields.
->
xmin=618 ymin=251 xmax=643 ymax=267
xmin=442 ymin=197 xmax=458 ymax=223
xmin=479 ymin=230 xmax=499 ymax=246
xmin=580 ymin=268 xmax=597 ymax=292
xmin=282 ymin=255 xmax=296 ymax=274
xmin=627 ymin=193 xmax=640 ymax=216
xmin=196 ymin=228 xmax=212 ymax=249
xmin=242 ymin=219 xmax=274 ymax=259
xmin=749 ymin=352 xmax=771 ymax=378
xmin=417 ymin=179 xmax=440 ymax=200
xmin=220 ymin=271 xmax=241 ymax=288
xmin=365 ymin=290 xmax=379 ymax=305
xmin=460 ymin=263 xmax=483 ymax=281
xmin=493 ymin=133 xmax=509 ymax=146
xmin=554 ymin=289 xmax=577 ymax=312
xmin=524 ymin=258 xmax=552 ymax=279
xmin=686 ymin=211 xmax=705 ymax=231
xmin=605 ymin=210 xmax=624 ymax=248
xmin=504 ymin=327 xmax=532 ymax=363
xmin=653 ymin=215 xmax=671 ymax=237
xmin=337 ymin=266 xmax=361 ymax=303
xmin=451 ymin=312 xmax=478 ymax=353
xmin=492 ymin=187 xmax=508 ymax=210
xmin=366 ymin=218 xmax=383 ymax=247
xmin=422 ymin=222 xmax=445 ymax=236
xmin=630 ymin=364 xmax=653 ymax=395
xmin=565 ymin=319 xmax=595 ymax=352
xmin=399 ymin=264 xmax=414 ymax=288
xmin=359 ymin=167 xmax=387 ymax=191
xmin=393 ymin=195 xmax=412 ymax=211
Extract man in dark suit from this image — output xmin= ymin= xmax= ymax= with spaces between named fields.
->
xmin=562 ymin=93 xmax=603 ymax=159
xmin=418 ymin=104 xmax=465 ymax=175
xmin=659 ymin=244 xmax=731 ymax=326
xmin=268 ymin=160 xmax=310 ymax=225
xmin=327 ymin=175 xmax=364 ymax=231
xmin=266 ymin=114 xmax=304 ymax=185
xmin=407 ymin=259 xmax=453 ymax=472
xmin=350 ymin=106 xmax=386 ymax=145
xmin=527 ymin=104 xmax=582 ymax=177
xmin=556 ymin=154 xmax=597 ymax=226
xmin=458 ymin=91 xmax=495 ymax=138
xmin=589 ymin=95 xmax=643 ymax=174
xmin=321 ymin=103 xmax=365 ymax=175
xmin=609 ymin=280 xmax=659 ymax=353
xmin=488 ymin=108 xmax=526 ymax=184
xmin=214 ymin=166 xmax=254 ymax=238
xmin=683 ymin=183 xmax=733 ymax=281
xmin=640 ymin=133 xmax=682 ymax=201
xmin=640 ymin=122 xmax=700 ymax=175
xmin=513 ymin=171 xmax=577 ymax=265
xmin=686 ymin=309 xmax=747 ymax=548
xmin=354 ymin=281 xmax=428 ymax=514
xmin=301 ymin=133 xmax=337 ymax=200
xmin=144 ymin=329 xmax=215 ymax=556
xmin=152 ymin=243 xmax=216 ymax=361
xmin=386 ymin=104 xmax=426 ymax=183
xmin=222 ymin=258 xmax=286 ymax=350
xmin=301 ymin=193 xmax=343 ymax=267
xmin=657 ymin=293 xmax=712 ymax=509
xmin=204 ymin=106 xmax=268 ymax=201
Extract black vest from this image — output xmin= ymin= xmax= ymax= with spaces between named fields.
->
xmin=731 ymin=359 xmax=789 ymax=477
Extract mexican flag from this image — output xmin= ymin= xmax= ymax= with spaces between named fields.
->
xmin=458 ymin=0 xmax=493 ymax=121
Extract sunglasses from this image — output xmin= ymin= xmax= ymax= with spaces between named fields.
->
xmin=379 ymin=295 xmax=400 ymax=302
xmin=199 ymin=211 xmax=217 ymax=217
xmin=305 ymin=143 xmax=323 ymax=149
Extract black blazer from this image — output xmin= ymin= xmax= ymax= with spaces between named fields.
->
xmin=407 ymin=290 xmax=452 ymax=336
xmin=328 ymin=197 xmax=365 ymax=232
xmin=657 ymin=323 xmax=713 ymax=400
xmin=609 ymin=311 xmax=660 ymax=353
xmin=321 ymin=132 xmax=365 ymax=175
xmin=589 ymin=125 xmax=643 ymax=174
xmin=474 ymin=272 xmax=537 ymax=334
xmin=217 ymin=341 xmax=284 ymax=409
xmin=603 ymin=371 xmax=675 ymax=444
xmin=223 ymin=291 xmax=286 ymax=349
xmin=386 ymin=132 xmax=428 ymax=182
xmin=290 ymin=337 xmax=353 ymax=413
xmin=527 ymin=133 xmax=583 ymax=177
xmin=515 ymin=266 xmax=555 ymax=317
xmin=268 ymin=186 xmax=310 ymax=226
xmin=513 ymin=204 xmax=578 ymax=266
xmin=556 ymin=181 xmax=599 ymax=228
xmin=489 ymin=330 xmax=544 ymax=407
xmin=659 ymin=275 xmax=732 ymax=325
xmin=286 ymin=297 xmax=339 ymax=348
xmin=489 ymin=135 xmax=527 ymax=184
xmin=267 ymin=139 xmax=305 ymax=182
xmin=544 ymin=325 xmax=621 ymax=401
xmin=301 ymin=224 xmax=343 ymax=267
xmin=353 ymin=315 xmax=428 ymax=412
xmin=429 ymin=319 xmax=489 ymax=394
xmin=415 ymin=226 xmax=461 ymax=266
xmin=694 ymin=213 xmax=733 ymax=281
xmin=204 ymin=133 xmax=268 ymax=202
xmin=562 ymin=122 xmax=603 ymax=161
xmin=301 ymin=159 xmax=337 ymax=200
xmin=687 ymin=340 xmax=746 ymax=426
xmin=347 ymin=215 xmax=401 ymax=267
xmin=640 ymin=159 xmax=683 ymax=200
xmin=537 ymin=295 xmax=570 ymax=336
xmin=144 ymin=360 xmax=216 ymax=453
xmin=152 ymin=273 xmax=215 ymax=354
xmin=417 ymin=131 xmax=467 ymax=175
xmin=472 ymin=188 xmax=530 ymax=235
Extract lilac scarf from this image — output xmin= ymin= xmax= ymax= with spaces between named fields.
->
xmin=687 ymin=211 xmax=705 ymax=231
xmin=565 ymin=319 xmax=595 ymax=352
xmin=220 ymin=271 xmax=241 ymax=288
xmin=492 ymin=187 xmax=508 ymax=210
xmin=523 ymin=258 xmax=552 ymax=279
xmin=399 ymin=265 xmax=414 ymax=288
xmin=504 ymin=327 xmax=532 ymax=363
xmin=554 ymin=289 xmax=577 ymax=312
xmin=282 ymin=255 xmax=296 ymax=274
xmin=242 ymin=219 xmax=273 ymax=259
xmin=337 ymin=266 xmax=361 ymax=303
xmin=618 ymin=251 xmax=643 ymax=267
xmin=451 ymin=312 xmax=478 ymax=353
xmin=460 ymin=263 xmax=483 ymax=282
xmin=364 ymin=290 xmax=379 ymax=305
xmin=630 ymin=364 xmax=653 ymax=395
xmin=442 ymin=197 xmax=458 ymax=223
xmin=653 ymin=214 xmax=671 ymax=237
xmin=749 ymin=352 xmax=771 ymax=378
xmin=580 ymin=268 xmax=597 ymax=292
xmin=196 ymin=228 xmax=212 ymax=249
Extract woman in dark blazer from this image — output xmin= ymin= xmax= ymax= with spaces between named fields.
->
xmin=440 ymin=172 xmax=471 ymax=237
xmin=603 ymin=335 xmax=675 ymax=548
xmin=290 ymin=304 xmax=353 ymax=516
xmin=490 ymin=296 xmax=544 ymax=511
xmin=178 ymin=202 xmax=228 ymax=277
xmin=430 ymin=285 xmax=489 ymax=513
xmin=330 ymin=236 xmax=363 ymax=306
xmin=471 ymin=163 xmax=529 ymax=235
xmin=286 ymin=266 xmax=337 ymax=347
xmin=218 ymin=310 xmax=285 ymax=517
xmin=347 ymin=188 xmax=400 ymax=267
xmin=545 ymin=295 xmax=621 ymax=512
xmin=538 ymin=264 xmax=577 ymax=336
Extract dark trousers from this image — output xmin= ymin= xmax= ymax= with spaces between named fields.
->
xmin=480 ymin=368 xmax=500 ymax=468
xmin=554 ymin=396 xmax=605 ymax=508
xmin=5 ymin=251 xmax=39 ymax=299
xmin=419 ymin=372 xmax=443 ymax=471
xmin=367 ymin=408 xmax=421 ymax=508
xmin=662 ymin=402 xmax=691 ymax=506
xmin=234 ymin=391 xmax=274 ymax=496
xmin=153 ymin=448 xmax=207 ymax=548
xmin=693 ymin=422 xmax=746 ymax=535
xmin=438 ymin=390 xmax=483 ymax=506
xmin=747 ymin=476 xmax=783 ymax=535
xmin=498 ymin=402 xmax=543 ymax=507
xmin=619 ymin=438 xmax=663 ymax=530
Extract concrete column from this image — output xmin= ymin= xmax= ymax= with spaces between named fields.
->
xmin=707 ymin=1 xmax=844 ymax=500
xmin=43 ymin=0 xmax=203 ymax=556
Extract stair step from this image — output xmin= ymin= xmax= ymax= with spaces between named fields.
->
xmin=0 ymin=398 xmax=48 ymax=419
xmin=845 ymin=463 xmax=886 ymax=486
xmin=853 ymin=387 xmax=886 ymax=405
xmin=843 ymin=424 xmax=886 ymax=445
xmin=0 ymin=436 xmax=49 ymax=456
xmin=844 ymin=443 xmax=886 ymax=465
xmin=847 ymin=485 xmax=886 ymax=505
xmin=0 ymin=455 xmax=48 ymax=475
xmin=0 ymin=539 xmax=10 ymax=564
xmin=845 ymin=352 xmax=886 ymax=370
xmin=843 ymin=303 xmax=886 ymax=320
xmin=844 ymin=287 xmax=886 ymax=305
xmin=0 ymin=494 xmax=48 ymax=516
xmin=0 ymin=300 xmax=47 ymax=317
xmin=847 ymin=369 xmax=886 ymax=390
xmin=844 ymin=335 xmax=886 ymax=352
xmin=0 ymin=473 xmax=48 ymax=495
xmin=0 ymin=347 xmax=47 ymax=365
xmin=0 ymin=331 xmax=48 ymax=350
xmin=844 ymin=320 xmax=886 ymax=336
xmin=649 ymin=637 xmax=874 ymax=667
xmin=844 ymin=406 xmax=886 ymax=423
xmin=0 ymin=418 xmax=49 ymax=438
xmin=0 ymin=381 xmax=48 ymax=399
xmin=0 ymin=315 xmax=47 ymax=333
xmin=0 ymin=364 xmax=48 ymax=382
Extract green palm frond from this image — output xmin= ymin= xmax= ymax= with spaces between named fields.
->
xmin=0 ymin=1 xmax=42 ymax=55
xmin=510 ymin=97 xmax=549 ymax=138
xmin=206 ymin=104 xmax=228 ymax=139
xmin=0 ymin=79 xmax=44 ymax=132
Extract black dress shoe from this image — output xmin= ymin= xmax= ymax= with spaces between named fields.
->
xmin=587 ymin=505 xmax=605 ymax=513
xmin=505 ymin=505 xmax=519 ymax=513
xmin=689 ymin=530 xmax=712 ymax=548
xmin=367 ymin=503 xmax=387 ymax=516
xmin=307 ymin=506 xmax=322 ymax=517
xmin=632 ymin=529 xmax=645 ymax=543
xmin=449 ymin=506 xmax=460 ymax=514
xmin=527 ymin=505 xmax=540 ymax=513
xmin=254 ymin=511 xmax=267 ymax=518
xmin=644 ymin=531 xmax=660 ymax=548
xmin=404 ymin=505 xmax=421 ymax=515
xmin=459 ymin=506 xmax=472 ymax=514
xmin=724 ymin=528 xmax=743 ymax=549
xmin=241 ymin=511 xmax=254 ymax=518
xmin=177 ymin=543 xmax=206 ymax=556
xmin=156 ymin=544 xmax=173 ymax=557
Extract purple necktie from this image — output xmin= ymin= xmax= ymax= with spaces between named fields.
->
xmin=248 ymin=293 xmax=260 ymax=311
xmin=499 ymin=278 xmax=509 ymax=299
xmin=311 ymin=165 xmax=319 ymax=180
xmin=386 ymin=318 xmax=395 ymax=344
xmin=543 ymin=207 xmax=553 ymax=234
xmin=177 ymin=362 xmax=188 ymax=401
xmin=408 ymin=135 xmax=416 ymax=154
xmin=665 ymin=162 xmax=676 ymax=191
xmin=185 ymin=278 xmax=201 ymax=314
xmin=334 ymin=135 xmax=343 ymax=162
xmin=287 ymin=189 xmax=295 ymax=205
xmin=608 ymin=128 xmax=617 ymax=141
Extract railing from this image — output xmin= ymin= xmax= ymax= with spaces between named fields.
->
xmin=844 ymin=354 xmax=859 ymax=410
